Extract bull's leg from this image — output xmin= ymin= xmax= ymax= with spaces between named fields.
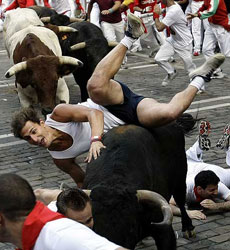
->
xmin=151 ymin=224 xmax=176 ymax=250
xmin=173 ymin=182 xmax=195 ymax=239
xmin=56 ymin=78 xmax=69 ymax=104
xmin=73 ymin=74 xmax=89 ymax=102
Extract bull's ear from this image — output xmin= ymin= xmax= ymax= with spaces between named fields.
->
xmin=57 ymin=64 xmax=78 ymax=77
xmin=44 ymin=23 xmax=59 ymax=35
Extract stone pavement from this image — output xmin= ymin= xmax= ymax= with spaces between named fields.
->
xmin=1 ymin=29 xmax=230 ymax=249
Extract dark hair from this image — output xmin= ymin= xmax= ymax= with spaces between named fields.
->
xmin=11 ymin=108 xmax=40 ymax=139
xmin=56 ymin=188 xmax=90 ymax=215
xmin=195 ymin=170 xmax=220 ymax=189
xmin=0 ymin=174 xmax=36 ymax=221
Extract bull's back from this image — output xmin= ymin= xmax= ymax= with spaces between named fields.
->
xmin=84 ymin=124 xmax=186 ymax=199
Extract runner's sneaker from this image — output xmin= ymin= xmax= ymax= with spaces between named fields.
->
xmin=126 ymin=12 xmax=145 ymax=39
xmin=189 ymin=53 xmax=225 ymax=82
xmin=162 ymin=70 xmax=178 ymax=86
xmin=216 ymin=124 xmax=230 ymax=150
xmin=198 ymin=121 xmax=211 ymax=151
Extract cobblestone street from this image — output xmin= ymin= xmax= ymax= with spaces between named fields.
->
xmin=1 ymin=29 xmax=230 ymax=249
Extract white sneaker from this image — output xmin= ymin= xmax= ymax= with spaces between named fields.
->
xmin=161 ymin=70 xmax=178 ymax=86
xmin=189 ymin=53 xmax=225 ymax=82
xmin=211 ymin=69 xmax=226 ymax=79
xmin=126 ymin=13 xmax=145 ymax=39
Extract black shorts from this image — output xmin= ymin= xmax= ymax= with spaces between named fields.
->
xmin=104 ymin=81 xmax=145 ymax=125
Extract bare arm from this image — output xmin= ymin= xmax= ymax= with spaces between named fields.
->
xmin=170 ymin=197 xmax=207 ymax=220
xmin=101 ymin=1 xmax=121 ymax=15
xmin=200 ymin=196 xmax=230 ymax=212
xmin=87 ymin=0 xmax=94 ymax=21
xmin=51 ymin=104 xmax=106 ymax=162
xmin=154 ymin=5 xmax=166 ymax=32
xmin=53 ymin=158 xmax=85 ymax=187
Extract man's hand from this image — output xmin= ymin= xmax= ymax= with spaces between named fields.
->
xmin=154 ymin=5 xmax=161 ymax=15
xmin=187 ymin=13 xmax=198 ymax=20
xmin=85 ymin=141 xmax=106 ymax=163
xmin=200 ymin=199 xmax=217 ymax=210
xmin=101 ymin=10 xmax=110 ymax=15
xmin=187 ymin=210 xmax=206 ymax=220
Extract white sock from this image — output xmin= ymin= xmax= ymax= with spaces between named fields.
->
xmin=189 ymin=76 xmax=205 ymax=90
xmin=120 ymin=36 xmax=136 ymax=50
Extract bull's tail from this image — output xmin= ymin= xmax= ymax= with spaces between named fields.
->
xmin=176 ymin=113 xmax=201 ymax=135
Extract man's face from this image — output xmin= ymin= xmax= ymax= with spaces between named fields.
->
xmin=199 ymin=184 xmax=218 ymax=199
xmin=20 ymin=120 xmax=52 ymax=148
xmin=65 ymin=202 xmax=94 ymax=229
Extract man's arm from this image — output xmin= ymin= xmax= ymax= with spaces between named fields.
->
xmin=51 ymin=104 xmax=106 ymax=162
xmin=170 ymin=197 xmax=207 ymax=220
xmin=87 ymin=0 xmax=95 ymax=21
xmin=153 ymin=5 xmax=166 ymax=32
xmin=101 ymin=1 xmax=121 ymax=15
xmin=53 ymin=158 xmax=85 ymax=187
xmin=200 ymin=196 xmax=230 ymax=212
xmin=187 ymin=0 xmax=219 ymax=20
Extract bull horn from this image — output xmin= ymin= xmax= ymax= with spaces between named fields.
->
xmin=40 ymin=16 xmax=51 ymax=23
xmin=58 ymin=26 xmax=78 ymax=33
xmin=70 ymin=42 xmax=86 ymax=51
xmin=59 ymin=56 xmax=83 ymax=67
xmin=83 ymin=190 xmax=91 ymax=196
xmin=69 ymin=17 xmax=84 ymax=23
xmin=136 ymin=190 xmax=173 ymax=226
xmin=108 ymin=41 xmax=119 ymax=47
xmin=5 ymin=61 xmax=27 ymax=78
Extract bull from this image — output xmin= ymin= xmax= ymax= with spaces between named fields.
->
xmin=28 ymin=6 xmax=117 ymax=102
xmin=3 ymin=8 xmax=83 ymax=114
xmin=83 ymin=117 xmax=196 ymax=249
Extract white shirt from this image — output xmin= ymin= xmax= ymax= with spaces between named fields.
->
xmin=185 ymin=141 xmax=230 ymax=203
xmin=162 ymin=3 xmax=192 ymax=48
xmin=49 ymin=0 xmax=71 ymax=14
xmin=46 ymin=99 xmax=125 ymax=159
xmin=33 ymin=218 xmax=120 ymax=250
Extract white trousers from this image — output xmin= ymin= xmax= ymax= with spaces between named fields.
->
xmin=202 ymin=22 xmax=230 ymax=58
xmin=191 ymin=1 xmax=204 ymax=52
xmin=101 ymin=20 xmax=124 ymax=42
xmin=90 ymin=3 xmax=100 ymax=28
xmin=154 ymin=41 xmax=196 ymax=74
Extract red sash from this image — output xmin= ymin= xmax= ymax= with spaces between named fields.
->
xmin=16 ymin=201 xmax=65 ymax=250
xmin=194 ymin=187 xmax=202 ymax=202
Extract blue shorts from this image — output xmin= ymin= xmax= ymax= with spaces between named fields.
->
xmin=104 ymin=81 xmax=145 ymax=125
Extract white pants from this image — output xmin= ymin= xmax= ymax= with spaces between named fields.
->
xmin=141 ymin=17 xmax=164 ymax=50
xmin=202 ymin=22 xmax=230 ymax=58
xmin=191 ymin=1 xmax=204 ymax=52
xmin=101 ymin=20 xmax=124 ymax=42
xmin=154 ymin=41 xmax=196 ymax=74
xmin=90 ymin=3 xmax=100 ymax=28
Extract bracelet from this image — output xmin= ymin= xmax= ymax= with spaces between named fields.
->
xmin=109 ymin=8 xmax=114 ymax=13
xmin=90 ymin=135 xmax=102 ymax=144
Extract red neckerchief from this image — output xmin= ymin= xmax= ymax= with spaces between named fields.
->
xmin=16 ymin=201 xmax=65 ymax=250
xmin=194 ymin=187 xmax=202 ymax=202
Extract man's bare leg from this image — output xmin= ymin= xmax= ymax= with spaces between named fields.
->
xmin=137 ymin=54 xmax=226 ymax=127
xmin=87 ymin=13 xmax=145 ymax=105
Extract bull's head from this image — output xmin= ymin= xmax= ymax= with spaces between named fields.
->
xmin=84 ymin=186 xmax=174 ymax=249
xmin=5 ymin=55 xmax=83 ymax=112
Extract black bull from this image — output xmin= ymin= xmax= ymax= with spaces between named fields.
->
xmin=58 ymin=21 xmax=112 ymax=102
xmin=83 ymin=122 xmax=195 ymax=249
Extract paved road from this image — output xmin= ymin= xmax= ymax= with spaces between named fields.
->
xmin=0 ymin=30 xmax=230 ymax=249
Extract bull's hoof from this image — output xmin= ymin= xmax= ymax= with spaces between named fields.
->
xmin=182 ymin=229 xmax=196 ymax=239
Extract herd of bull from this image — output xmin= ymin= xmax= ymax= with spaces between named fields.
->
xmin=3 ymin=7 xmax=197 ymax=249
